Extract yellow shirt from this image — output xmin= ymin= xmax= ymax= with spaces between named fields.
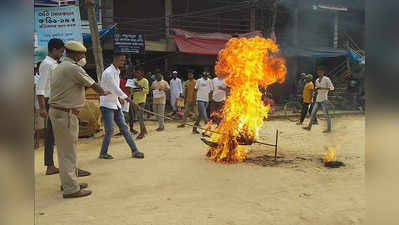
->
xmin=131 ymin=78 xmax=149 ymax=104
xmin=302 ymin=81 xmax=314 ymax=103
xmin=184 ymin=79 xmax=197 ymax=103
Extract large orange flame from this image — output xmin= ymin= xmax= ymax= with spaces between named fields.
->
xmin=206 ymin=36 xmax=287 ymax=163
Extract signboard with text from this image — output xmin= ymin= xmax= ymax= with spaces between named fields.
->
xmin=114 ymin=33 xmax=145 ymax=54
xmin=34 ymin=6 xmax=82 ymax=48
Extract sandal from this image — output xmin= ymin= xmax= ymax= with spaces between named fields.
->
xmin=156 ymin=127 xmax=164 ymax=132
xmin=99 ymin=154 xmax=114 ymax=159
xmin=61 ymin=183 xmax=88 ymax=191
xmin=63 ymin=189 xmax=92 ymax=199
xmin=45 ymin=167 xmax=59 ymax=176
xmin=136 ymin=133 xmax=145 ymax=139
xmin=132 ymin=151 xmax=144 ymax=159
xmin=77 ymin=168 xmax=91 ymax=177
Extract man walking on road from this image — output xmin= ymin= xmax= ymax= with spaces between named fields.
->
xmin=169 ymin=70 xmax=183 ymax=115
xmin=303 ymin=67 xmax=334 ymax=133
xmin=36 ymin=38 xmax=64 ymax=175
xmin=99 ymin=53 xmax=145 ymax=160
xmin=297 ymin=74 xmax=318 ymax=125
xmin=192 ymin=72 xmax=213 ymax=134
xmin=178 ymin=70 xmax=197 ymax=128
xmin=49 ymin=41 xmax=111 ymax=198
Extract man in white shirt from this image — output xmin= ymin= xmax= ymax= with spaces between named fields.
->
xmin=193 ymin=72 xmax=213 ymax=134
xmin=210 ymin=76 xmax=227 ymax=124
xmin=169 ymin=70 xmax=183 ymax=115
xmin=36 ymin=38 xmax=64 ymax=175
xmin=99 ymin=53 xmax=144 ymax=159
xmin=303 ymin=66 xmax=334 ymax=133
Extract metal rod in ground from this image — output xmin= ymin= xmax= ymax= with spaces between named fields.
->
xmin=139 ymin=107 xmax=277 ymax=147
xmin=252 ymin=141 xmax=276 ymax=147
xmin=274 ymin=129 xmax=279 ymax=161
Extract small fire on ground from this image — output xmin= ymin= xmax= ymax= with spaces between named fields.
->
xmin=205 ymin=36 xmax=287 ymax=163
xmin=323 ymin=146 xmax=345 ymax=168
xmin=323 ymin=147 xmax=337 ymax=163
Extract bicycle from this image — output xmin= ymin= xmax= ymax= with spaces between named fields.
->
xmin=283 ymin=95 xmax=302 ymax=122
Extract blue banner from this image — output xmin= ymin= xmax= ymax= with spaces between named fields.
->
xmin=34 ymin=6 xmax=82 ymax=48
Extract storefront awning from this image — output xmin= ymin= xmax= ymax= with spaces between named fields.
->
xmin=172 ymin=35 xmax=227 ymax=55
xmin=172 ymin=28 xmax=263 ymax=55
xmin=83 ymin=25 xmax=116 ymax=44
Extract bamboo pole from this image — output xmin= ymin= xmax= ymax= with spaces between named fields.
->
xmin=138 ymin=107 xmax=278 ymax=147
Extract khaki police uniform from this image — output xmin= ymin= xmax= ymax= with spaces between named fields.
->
xmin=49 ymin=56 xmax=95 ymax=194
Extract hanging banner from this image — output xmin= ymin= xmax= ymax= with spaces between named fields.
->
xmin=114 ymin=33 xmax=145 ymax=54
xmin=34 ymin=0 xmax=59 ymax=6
xmin=34 ymin=6 xmax=82 ymax=48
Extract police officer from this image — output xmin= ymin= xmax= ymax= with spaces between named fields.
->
xmin=49 ymin=41 xmax=111 ymax=198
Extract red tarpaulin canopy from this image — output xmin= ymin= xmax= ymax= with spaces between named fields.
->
xmin=172 ymin=29 xmax=264 ymax=55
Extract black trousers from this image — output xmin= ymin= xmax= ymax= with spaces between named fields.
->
xmin=299 ymin=102 xmax=317 ymax=123
xmin=44 ymin=100 xmax=55 ymax=166
xmin=128 ymin=103 xmax=134 ymax=129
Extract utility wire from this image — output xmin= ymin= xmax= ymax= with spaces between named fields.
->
xmin=114 ymin=2 xmax=251 ymax=23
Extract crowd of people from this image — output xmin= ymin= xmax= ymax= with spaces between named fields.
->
xmin=34 ymin=38 xmax=337 ymax=199
xmin=33 ymin=38 xmax=231 ymax=199
xmin=117 ymin=64 xmax=229 ymax=135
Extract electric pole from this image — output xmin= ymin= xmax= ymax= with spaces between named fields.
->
xmin=271 ymin=0 xmax=278 ymax=32
xmin=86 ymin=0 xmax=104 ymax=82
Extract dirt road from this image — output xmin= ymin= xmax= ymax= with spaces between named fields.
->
xmin=35 ymin=115 xmax=365 ymax=225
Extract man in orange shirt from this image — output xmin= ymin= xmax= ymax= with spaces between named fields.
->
xmin=178 ymin=70 xmax=197 ymax=127
xmin=297 ymin=74 xmax=318 ymax=125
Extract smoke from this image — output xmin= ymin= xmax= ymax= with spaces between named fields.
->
xmin=261 ymin=0 xmax=364 ymax=101
xmin=276 ymin=0 xmax=364 ymax=50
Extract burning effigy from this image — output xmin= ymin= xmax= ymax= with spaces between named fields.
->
xmin=204 ymin=36 xmax=287 ymax=163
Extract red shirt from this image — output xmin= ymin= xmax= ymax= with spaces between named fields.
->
xmin=120 ymin=79 xmax=129 ymax=95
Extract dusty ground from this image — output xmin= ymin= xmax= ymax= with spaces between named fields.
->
xmin=35 ymin=115 xmax=365 ymax=225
